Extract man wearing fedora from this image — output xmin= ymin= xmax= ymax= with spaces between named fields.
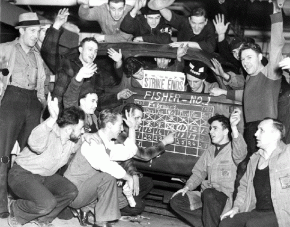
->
xmin=0 ymin=12 xmax=46 ymax=218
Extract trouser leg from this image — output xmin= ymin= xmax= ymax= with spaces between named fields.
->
xmin=8 ymin=165 xmax=57 ymax=224
xmin=37 ymin=174 xmax=78 ymax=223
xmin=120 ymin=176 xmax=153 ymax=216
xmin=219 ymin=210 xmax=278 ymax=227
xmin=0 ymin=88 xmax=28 ymax=214
xmin=70 ymin=172 xmax=120 ymax=222
xmin=170 ymin=193 xmax=203 ymax=227
xmin=201 ymin=188 xmax=228 ymax=227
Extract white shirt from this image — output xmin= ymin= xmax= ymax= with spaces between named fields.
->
xmin=81 ymin=130 xmax=137 ymax=179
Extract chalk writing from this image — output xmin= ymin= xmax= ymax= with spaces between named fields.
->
xmin=135 ymin=94 xmax=214 ymax=157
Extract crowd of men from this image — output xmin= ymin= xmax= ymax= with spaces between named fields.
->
xmin=0 ymin=0 xmax=290 ymax=226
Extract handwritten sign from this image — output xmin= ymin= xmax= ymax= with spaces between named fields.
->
xmin=135 ymin=91 xmax=214 ymax=157
xmin=140 ymin=70 xmax=185 ymax=92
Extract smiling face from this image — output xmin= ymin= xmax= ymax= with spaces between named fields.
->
xmin=79 ymin=41 xmax=98 ymax=64
xmin=240 ymin=48 xmax=262 ymax=76
xmin=145 ymin=14 xmax=161 ymax=29
xmin=19 ymin=26 xmax=41 ymax=48
xmin=108 ymin=2 xmax=125 ymax=21
xmin=155 ymin=58 xmax=171 ymax=69
xmin=209 ymin=120 xmax=229 ymax=145
xmin=189 ymin=16 xmax=207 ymax=35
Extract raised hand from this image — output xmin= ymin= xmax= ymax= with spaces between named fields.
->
xmin=107 ymin=48 xmax=122 ymax=63
xmin=76 ymin=63 xmax=98 ymax=81
xmin=210 ymin=58 xmax=226 ymax=78
xmin=123 ymin=108 xmax=137 ymax=129
xmin=230 ymin=108 xmax=241 ymax=127
xmin=161 ymin=132 xmax=175 ymax=146
xmin=47 ymin=92 xmax=59 ymax=120
xmin=53 ymin=8 xmax=70 ymax=30
xmin=213 ymin=14 xmax=230 ymax=41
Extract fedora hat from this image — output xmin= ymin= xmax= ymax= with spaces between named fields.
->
xmin=148 ymin=0 xmax=175 ymax=10
xmin=15 ymin=12 xmax=40 ymax=29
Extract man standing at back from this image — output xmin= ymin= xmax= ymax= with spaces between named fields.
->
xmin=77 ymin=0 xmax=133 ymax=42
xmin=0 ymin=12 xmax=46 ymax=218
xmin=151 ymin=1 xmax=216 ymax=52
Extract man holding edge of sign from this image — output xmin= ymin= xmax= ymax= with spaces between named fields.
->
xmin=170 ymin=109 xmax=247 ymax=227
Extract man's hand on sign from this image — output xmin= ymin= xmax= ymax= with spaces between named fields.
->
xmin=117 ymin=89 xmax=137 ymax=100
xmin=161 ymin=132 xmax=176 ymax=146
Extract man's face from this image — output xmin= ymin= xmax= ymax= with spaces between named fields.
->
xmin=186 ymin=74 xmax=203 ymax=92
xmin=132 ymin=109 xmax=143 ymax=130
xmin=155 ymin=58 xmax=171 ymax=69
xmin=240 ymin=49 xmax=262 ymax=76
xmin=69 ymin=120 xmax=85 ymax=143
xmin=20 ymin=26 xmax=40 ymax=48
xmin=209 ymin=120 xmax=228 ymax=145
xmin=255 ymin=119 xmax=279 ymax=150
xmin=80 ymin=93 xmax=98 ymax=115
xmin=145 ymin=14 xmax=161 ymax=29
xmin=108 ymin=2 xmax=125 ymax=21
xmin=79 ymin=41 xmax=98 ymax=64
xmin=39 ymin=25 xmax=50 ymax=43
xmin=189 ymin=16 xmax=207 ymax=35
xmin=133 ymin=68 xmax=144 ymax=80
xmin=110 ymin=115 xmax=124 ymax=138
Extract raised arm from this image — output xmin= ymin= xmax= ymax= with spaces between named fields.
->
xmin=266 ymin=1 xmax=284 ymax=80
xmin=230 ymin=108 xmax=247 ymax=165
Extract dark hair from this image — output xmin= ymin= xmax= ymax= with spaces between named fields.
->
xmin=239 ymin=42 xmax=262 ymax=59
xmin=108 ymin=0 xmax=125 ymax=4
xmin=208 ymin=114 xmax=231 ymax=135
xmin=123 ymin=57 xmax=144 ymax=78
xmin=57 ymin=106 xmax=85 ymax=128
xmin=264 ymin=117 xmax=285 ymax=139
xmin=98 ymin=108 xmax=121 ymax=129
xmin=79 ymin=37 xmax=98 ymax=48
xmin=190 ymin=7 xmax=207 ymax=19
xmin=122 ymin=103 xmax=144 ymax=118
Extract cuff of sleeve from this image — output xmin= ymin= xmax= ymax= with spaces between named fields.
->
xmin=73 ymin=77 xmax=84 ymax=85
xmin=270 ymin=12 xmax=282 ymax=24
xmin=226 ymin=90 xmax=235 ymax=100
xmin=185 ymin=183 xmax=194 ymax=191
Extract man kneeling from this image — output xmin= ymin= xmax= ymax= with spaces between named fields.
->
xmin=8 ymin=95 xmax=85 ymax=227
xmin=170 ymin=109 xmax=247 ymax=227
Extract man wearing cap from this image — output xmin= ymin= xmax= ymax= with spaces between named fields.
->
xmin=0 ymin=12 xmax=46 ymax=218
xmin=120 ymin=0 xmax=172 ymax=44
xmin=185 ymin=60 xmax=219 ymax=93
xmin=77 ymin=0 xmax=133 ymax=42
xmin=170 ymin=110 xmax=247 ymax=227
xmin=149 ymin=1 xmax=216 ymax=52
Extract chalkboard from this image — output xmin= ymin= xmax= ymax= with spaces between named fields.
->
xmin=134 ymin=90 xmax=215 ymax=157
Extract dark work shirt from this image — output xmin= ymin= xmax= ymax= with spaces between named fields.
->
xmin=254 ymin=165 xmax=274 ymax=212
xmin=214 ymin=141 xmax=230 ymax=157
xmin=167 ymin=11 xmax=216 ymax=53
